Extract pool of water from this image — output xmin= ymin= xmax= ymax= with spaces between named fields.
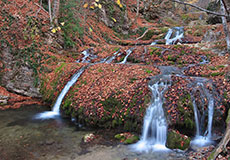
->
xmin=0 ymin=105 xmax=186 ymax=160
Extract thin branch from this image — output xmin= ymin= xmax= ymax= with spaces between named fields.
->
xmin=222 ymin=0 xmax=229 ymax=15
xmin=35 ymin=0 xmax=42 ymax=17
xmin=172 ymin=0 xmax=229 ymax=17
xmin=34 ymin=3 xmax=49 ymax=14
xmin=136 ymin=29 xmax=149 ymax=40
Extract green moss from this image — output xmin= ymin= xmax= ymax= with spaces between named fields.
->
xmin=124 ymin=135 xmax=139 ymax=144
xmin=145 ymin=69 xmax=152 ymax=74
xmin=216 ymin=65 xmax=225 ymax=69
xmin=140 ymin=29 xmax=156 ymax=40
xmin=226 ymin=109 xmax=230 ymax=124
xmin=124 ymin=120 xmax=134 ymax=131
xmin=176 ymin=93 xmax=195 ymax=131
xmin=167 ymin=130 xmax=191 ymax=150
xmin=127 ymin=57 xmax=140 ymax=63
xmin=112 ymin=119 xmax=118 ymax=128
xmin=208 ymin=66 xmax=217 ymax=71
xmin=115 ymin=134 xmax=124 ymax=140
xmin=167 ymin=55 xmax=178 ymax=62
xmin=210 ymin=72 xmax=224 ymax=77
xmin=129 ymin=77 xmax=138 ymax=83
xmin=181 ymin=14 xmax=191 ymax=23
xmin=55 ymin=63 xmax=67 ymax=73
xmin=160 ymin=27 xmax=169 ymax=33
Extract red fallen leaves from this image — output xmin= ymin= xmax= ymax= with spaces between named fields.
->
xmin=0 ymin=86 xmax=42 ymax=110
xmin=53 ymin=63 xmax=159 ymax=124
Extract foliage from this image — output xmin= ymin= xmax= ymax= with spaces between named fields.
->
xmin=167 ymin=130 xmax=191 ymax=150
xmin=59 ymin=0 xmax=84 ymax=49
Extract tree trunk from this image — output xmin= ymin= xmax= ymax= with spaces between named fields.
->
xmin=52 ymin=0 xmax=60 ymax=25
xmin=136 ymin=0 xmax=140 ymax=17
xmin=48 ymin=0 xmax=52 ymax=24
xmin=220 ymin=0 xmax=230 ymax=52
xmin=208 ymin=109 xmax=230 ymax=160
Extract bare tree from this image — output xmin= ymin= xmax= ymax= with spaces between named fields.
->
xmin=52 ymin=0 xmax=60 ymax=25
xmin=172 ymin=0 xmax=230 ymax=53
xmin=220 ymin=0 xmax=230 ymax=52
xmin=208 ymin=109 xmax=230 ymax=160
xmin=48 ymin=0 xmax=52 ymax=24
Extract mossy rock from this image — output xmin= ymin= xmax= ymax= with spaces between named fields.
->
xmin=115 ymin=133 xmax=139 ymax=144
xmin=124 ymin=135 xmax=139 ymax=144
xmin=167 ymin=130 xmax=191 ymax=150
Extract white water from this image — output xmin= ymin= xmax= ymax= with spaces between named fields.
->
xmin=131 ymin=77 xmax=170 ymax=152
xmin=190 ymin=82 xmax=214 ymax=147
xmin=34 ymin=67 xmax=86 ymax=119
xmin=76 ymin=50 xmax=97 ymax=63
xmin=106 ymin=51 xmax=120 ymax=64
xmin=119 ymin=49 xmax=133 ymax=64
xmin=165 ymin=27 xmax=184 ymax=45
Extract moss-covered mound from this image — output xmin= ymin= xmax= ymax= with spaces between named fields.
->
xmin=40 ymin=63 xmax=159 ymax=131
xmin=167 ymin=130 xmax=191 ymax=150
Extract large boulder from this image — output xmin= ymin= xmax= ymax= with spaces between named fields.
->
xmin=1 ymin=46 xmax=41 ymax=98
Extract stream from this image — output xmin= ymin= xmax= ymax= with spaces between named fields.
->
xmin=0 ymin=105 xmax=186 ymax=160
xmin=0 ymin=27 xmax=219 ymax=159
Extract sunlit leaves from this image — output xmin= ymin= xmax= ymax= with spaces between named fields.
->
xmin=116 ymin=0 xmax=123 ymax=8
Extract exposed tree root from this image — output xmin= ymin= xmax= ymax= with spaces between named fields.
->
xmin=208 ymin=109 xmax=230 ymax=160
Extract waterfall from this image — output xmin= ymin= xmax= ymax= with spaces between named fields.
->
xmin=105 ymin=50 xmax=120 ymax=64
xmin=190 ymin=81 xmax=214 ymax=147
xmin=34 ymin=67 xmax=86 ymax=119
xmin=119 ymin=48 xmax=133 ymax=64
xmin=150 ymin=27 xmax=184 ymax=45
xmin=165 ymin=27 xmax=184 ymax=45
xmin=131 ymin=75 xmax=170 ymax=152
xmin=76 ymin=49 xmax=97 ymax=63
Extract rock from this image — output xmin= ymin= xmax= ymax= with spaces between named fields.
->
xmin=0 ymin=95 xmax=9 ymax=105
xmin=123 ymin=135 xmax=139 ymax=144
xmin=167 ymin=130 xmax=191 ymax=150
xmin=202 ymin=29 xmax=222 ymax=43
xmin=188 ymin=20 xmax=207 ymax=26
xmin=45 ymin=139 xmax=55 ymax=145
xmin=115 ymin=133 xmax=139 ymax=144
xmin=1 ymin=47 xmax=42 ymax=98
xmin=0 ymin=99 xmax=7 ymax=105
xmin=83 ymin=133 xmax=96 ymax=143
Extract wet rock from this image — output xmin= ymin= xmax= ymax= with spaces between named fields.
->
xmin=0 ymin=95 xmax=8 ymax=105
xmin=167 ymin=130 xmax=191 ymax=150
xmin=115 ymin=133 xmax=139 ymax=144
xmin=1 ymin=47 xmax=41 ymax=98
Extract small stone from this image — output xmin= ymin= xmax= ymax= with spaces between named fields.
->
xmin=45 ymin=139 xmax=55 ymax=145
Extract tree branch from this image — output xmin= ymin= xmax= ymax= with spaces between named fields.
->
xmin=222 ymin=0 xmax=229 ymax=15
xmin=136 ymin=29 xmax=149 ymax=40
xmin=171 ymin=0 xmax=229 ymax=17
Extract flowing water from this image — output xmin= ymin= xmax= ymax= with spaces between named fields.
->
xmin=131 ymin=75 xmax=171 ymax=152
xmin=189 ymin=80 xmax=215 ymax=147
xmin=35 ymin=67 xmax=87 ymax=119
xmin=0 ymin=105 xmax=186 ymax=160
xmin=119 ymin=48 xmax=133 ymax=64
xmin=106 ymin=50 xmax=120 ymax=64
xmin=165 ymin=27 xmax=184 ymax=45
xmin=76 ymin=49 xmax=97 ymax=63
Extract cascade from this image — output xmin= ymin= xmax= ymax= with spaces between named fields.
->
xmin=189 ymin=79 xmax=215 ymax=147
xmin=119 ymin=48 xmax=133 ymax=64
xmin=165 ymin=27 xmax=184 ymax=45
xmin=151 ymin=27 xmax=184 ymax=45
xmin=34 ymin=67 xmax=86 ymax=119
xmin=106 ymin=50 xmax=120 ymax=64
xmin=76 ymin=49 xmax=97 ymax=63
xmin=131 ymin=75 xmax=171 ymax=152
